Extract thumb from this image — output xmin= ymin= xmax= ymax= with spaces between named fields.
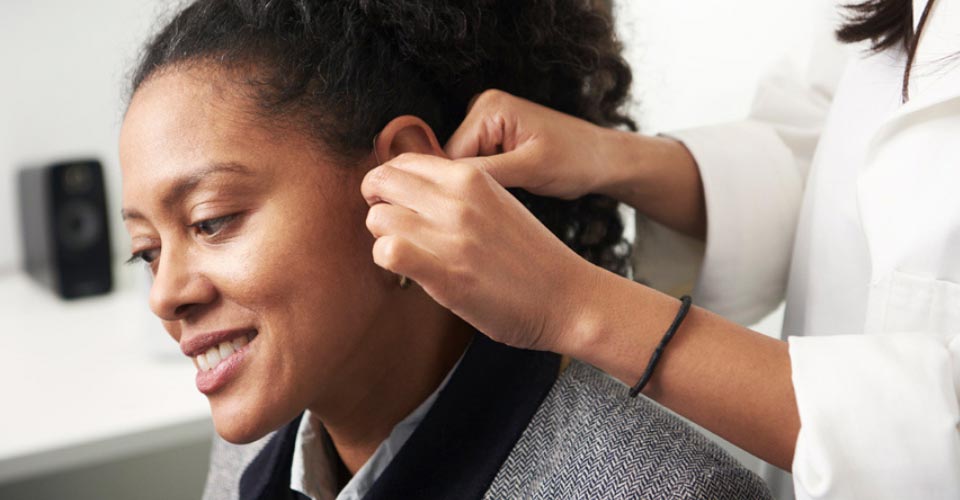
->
xmin=456 ymin=150 xmax=530 ymax=189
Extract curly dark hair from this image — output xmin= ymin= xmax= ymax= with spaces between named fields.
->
xmin=131 ymin=0 xmax=636 ymax=276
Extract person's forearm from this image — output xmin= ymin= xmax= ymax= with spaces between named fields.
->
xmin=598 ymin=129 xmax=707 ymax=240
xmin=566 ymin=267 xmax=799 ymax=470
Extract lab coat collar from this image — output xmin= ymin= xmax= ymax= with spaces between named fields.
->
xmin=912 ymin=0 xmax=928 ymax=31
xmin=868 ymin=0 xmax=960 ymax=155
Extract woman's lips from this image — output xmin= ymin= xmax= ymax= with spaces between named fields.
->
xmin=194 ymin=331 xmax=257 ymax=394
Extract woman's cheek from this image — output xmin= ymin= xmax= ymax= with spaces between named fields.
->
xmin=217 ymin=210 xmax=300 ymax=293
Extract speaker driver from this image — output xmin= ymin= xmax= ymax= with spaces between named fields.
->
xmin=57 ymin=200 xmax=103 ymax=253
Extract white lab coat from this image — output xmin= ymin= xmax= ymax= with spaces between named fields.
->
xmin=638 ymin=0 xmax=960 ymax=498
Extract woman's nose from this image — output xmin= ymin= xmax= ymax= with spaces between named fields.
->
xmin=148 ymin=248 xmax=217 ymax=321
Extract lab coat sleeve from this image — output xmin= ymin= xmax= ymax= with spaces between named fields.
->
xmin=668 ymin=115 xmax=806 ymax=326
xmin=660 ymin=20 xmax=846 ymax=326
xmin=789 ymin=333 xmax=960 ymax=499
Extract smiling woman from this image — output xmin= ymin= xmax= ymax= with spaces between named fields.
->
xmin=119 ymin=1 xmax=771 ymax=499
xmin=120 ymin=63 xmax=452 ymax=449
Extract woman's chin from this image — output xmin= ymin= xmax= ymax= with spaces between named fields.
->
xmin=210 ymin=398 xmax=288 ymax=444
xmin=214 ymin=418 xmax=277 ymax=445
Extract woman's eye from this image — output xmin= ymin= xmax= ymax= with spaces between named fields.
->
xmin=126 ymin=248 xmax=160 ymax=265
xmin=191 ymin=214 xmax=238 ymax=237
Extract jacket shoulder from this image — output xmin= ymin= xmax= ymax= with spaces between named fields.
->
xmin=485 ymin=361 xmax=773 ymax=500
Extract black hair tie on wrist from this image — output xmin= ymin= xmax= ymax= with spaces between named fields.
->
xmin=629 ymin=295 xmax=693 ymax=398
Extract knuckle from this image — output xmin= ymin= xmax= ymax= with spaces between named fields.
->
xmin=454 ymin=164 xmax=485 ymax=190
xmin=476 ymin=88 xmax=508 ymax=108
xmin=374 ymin=236 xmax=405 ymax=269
xmin=362 ymin=166 xmax=391 ymax=194
xmin=371 ymin=165 xmax=393 ymax=185
xmin=365 ymin=204 xmax=388 ymax=231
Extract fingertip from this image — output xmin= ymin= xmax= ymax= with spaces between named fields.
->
xmin=444 ymin=127 xmax=478 ymax=160
xmin=359 ymin=167 xmax=382 ymax=205
xmin=388 ymin=152 xmax=441 ymax=170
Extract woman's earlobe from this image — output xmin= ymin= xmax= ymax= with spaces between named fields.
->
xmin=374 ymin=115 xmax=446 ymax=163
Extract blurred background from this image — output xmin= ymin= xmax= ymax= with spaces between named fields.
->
xmin=0 ymin=0 xmax=819 ymax=498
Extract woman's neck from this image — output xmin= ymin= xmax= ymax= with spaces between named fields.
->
xmin=311 ymin=292 xmax=473 ymax=474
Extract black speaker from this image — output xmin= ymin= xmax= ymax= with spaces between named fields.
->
xmin=18 ymin=159 xmax=113 ymax=299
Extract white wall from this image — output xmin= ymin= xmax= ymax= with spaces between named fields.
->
xmin=617 ymin=0 xmax=818 ymax=131
xmin=0 ymin=0 xmax=174 ymax=275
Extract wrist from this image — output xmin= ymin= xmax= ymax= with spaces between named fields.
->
xmin=601 ymin=131 xmax=706 ymax=239
xmin=538 ymin=250 xmax=599 ymax=357
xmin=560 ymin=267 xmax=684 ymax=387
xmin=593 ymin=127 xmax=648 ymax=200
xmin=601 ymin=133 xmax=687 ymax=202
xmin=556 ymin=261 xmax=631 ymax=365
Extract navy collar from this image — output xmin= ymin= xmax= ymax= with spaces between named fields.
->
xmin=239 ymin=334 xmax=560 ymax=500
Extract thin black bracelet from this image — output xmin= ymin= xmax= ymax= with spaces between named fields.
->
xmin=629 ymin=295 xmax=693 ymax=398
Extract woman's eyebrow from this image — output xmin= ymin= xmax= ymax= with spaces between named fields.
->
xmin=121 ymin=162 xmax=254 ymax=221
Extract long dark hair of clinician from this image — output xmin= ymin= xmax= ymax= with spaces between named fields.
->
xmin=837 ymin=0 xmax=938 ymax=101
xmin=130 ymin=0 xmax=635 ymax=277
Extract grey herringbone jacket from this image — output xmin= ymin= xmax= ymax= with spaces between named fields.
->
xmin=204 ymin=336 xmax=771 ymax=500
xmin=482 ymin=360 xmax=771 ymax=499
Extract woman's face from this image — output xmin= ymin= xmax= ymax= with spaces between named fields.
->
xmin=119 ymin=67 xmax=398 ymax=443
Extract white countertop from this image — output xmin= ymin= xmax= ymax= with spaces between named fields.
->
xmin=0 ymin=272 xmax=211 ymax=483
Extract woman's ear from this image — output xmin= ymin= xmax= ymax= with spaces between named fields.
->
xmin=374 ymin=115 xmax=446 ymax=162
